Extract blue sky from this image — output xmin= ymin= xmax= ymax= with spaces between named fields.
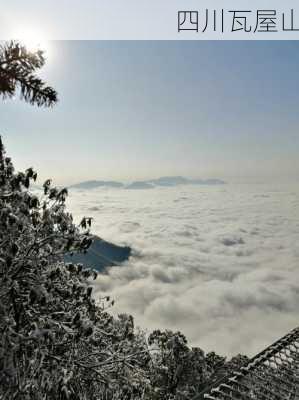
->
xmin=1 ymin=40 xmax=299 ymax=184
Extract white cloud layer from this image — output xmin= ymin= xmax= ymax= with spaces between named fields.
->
xmin=67 ymin=183 xmax=299 ymax=357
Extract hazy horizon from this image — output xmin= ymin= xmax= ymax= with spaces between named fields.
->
xmin=26 ymin=173 xmax=299 ymax=188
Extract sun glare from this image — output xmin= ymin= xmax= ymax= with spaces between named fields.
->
xmin=23 ymin=39 xmax=51 ymax=57
xmin=13 ymin=28 xmax=51 ymax=58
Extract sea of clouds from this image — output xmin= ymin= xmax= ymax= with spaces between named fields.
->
xmin=67 ymin=183 xmax=299 ymax=358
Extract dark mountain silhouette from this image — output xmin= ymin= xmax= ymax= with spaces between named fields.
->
xmin=65 ymin=236 xmax=131 ymax=272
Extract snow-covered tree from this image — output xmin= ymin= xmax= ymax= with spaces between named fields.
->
xmin=146 ymin=330 xmax=251 ymax=400
xmin=147 ymin=330 xmax=211 ymax=399
xmin=0 ymin=138 xmax=150 ymax=399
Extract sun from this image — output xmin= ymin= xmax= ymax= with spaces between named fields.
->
xmin=13 ymin=27 xmax=51 ymax=57
xmin=22 ymin=38 xmax=51 ymax=57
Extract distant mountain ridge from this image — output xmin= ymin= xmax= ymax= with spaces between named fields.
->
xmin=144 ymin=176 xmax=226 ymax=187
xmin=71 ymin=176 xmax=226 ymax=190
xmin=70 ymin=180 xmax=124 ymax=189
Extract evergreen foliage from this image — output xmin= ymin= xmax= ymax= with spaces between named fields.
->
xmin=0 ymin=41 xmax=57 ymax=107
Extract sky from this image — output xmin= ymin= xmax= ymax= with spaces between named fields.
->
xmin=1 ymin=40 xmax=299 ymax=185
xmin=3 ymin=0 xmax=299 ymax=40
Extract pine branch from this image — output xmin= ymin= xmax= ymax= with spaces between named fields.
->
xmin=0 ymin=41 xmax=58 ymax=107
